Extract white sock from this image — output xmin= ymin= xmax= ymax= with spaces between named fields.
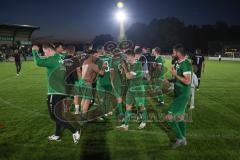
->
xmin=75 ymin=105 xmax=79 ymax=112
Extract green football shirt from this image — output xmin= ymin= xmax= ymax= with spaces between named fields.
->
xmin=174 ymin=59 xmax=192 ymax=95
xmin=32 ymin=50 xmax=66 ymax=95
xmin=96 ymin=54 xmax=113 ymax=86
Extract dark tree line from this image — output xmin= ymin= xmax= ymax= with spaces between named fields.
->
xmin=125 ymin=17 xmax=240 ymax=55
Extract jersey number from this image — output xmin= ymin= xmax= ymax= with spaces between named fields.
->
xmin=104 ymin=61 xmax=110 ymax=72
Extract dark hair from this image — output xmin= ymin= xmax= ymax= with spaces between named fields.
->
xmin=173 ymin=44 xmax=185 ymax=55
xmin=125 ymin=49 xmax=135 ymax=57
xmin=54 ymin=42 xmax=64 ymax=49
xmin=42 ymin=43 xmax=55 ymax=50
xmin=196 ymin=48 xmax=201 ymax=54
xmin=134 ymin=47 xmax=142 ymax=55
xmin=88 ymin=50 xmax=97 ymax=55
xmin=154 ymin=47 xmax=161 ymax=54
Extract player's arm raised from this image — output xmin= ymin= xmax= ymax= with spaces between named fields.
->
xmin=32 ymin=45 xmax=54 ymax=67
xmin=171 ymin=67 xmax=191 ymax=85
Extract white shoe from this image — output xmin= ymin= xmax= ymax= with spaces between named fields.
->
xmin=182 ymin=137 xmax=187 ymax=146
xmin=172 ymin=139 xmax=186 ymax=149
xmin=104 ymin=111 xmax=113 ymax=117
xmin=97 ymin=117 xmax=105 ymax=121
xmin=190 ymin=106 xmax=195 ymax=110
xmin=74 ymin=111 xmax=80 ymax=115
xmin=116 ymin=124 xmax=128 ymax=131
xmin=48 ymin=135 xmax=61 ymax=142
xmin=138 ymin=122 xmax=146 ymax=129
xmin=72 ymin=130 xmax=81 ymax=144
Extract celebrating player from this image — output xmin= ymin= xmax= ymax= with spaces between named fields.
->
xmin=117 ymin=49 xmax=147 ymax=130
xmin=110 ymin=48 xmax=126 ymax=121
xmin=80 ymin=50 xmax=107 ymax=114
xmin=152 ymin=47 xmax=165 ymax=105
xmin=64 ymin=46 xmax=81 ymax=114
xmin=32 ymin=44 xmax=81 ymax=143
xmin=165 ymin=44 xmax=192 ymax=149
xmin=191 ymin=48 xmax=205 ymax=90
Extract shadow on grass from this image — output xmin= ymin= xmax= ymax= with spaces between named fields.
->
xmin=80 ymin=120 xmax=112 ymax=160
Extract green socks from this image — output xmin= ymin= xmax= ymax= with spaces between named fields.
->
xmin=140 ymin=109 xmax=148 ymax=123
xmin=117 ymin=103 xmax=123 ymax=115
xmin=178 ymin=121 xmax=186 ymax=137
xmin=167 ymin=120 xmax=184 ymax=139
xmin=124 ymin=110 xmax=132 ymax=125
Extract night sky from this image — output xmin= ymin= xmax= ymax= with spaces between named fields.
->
xmin=1 ymin=0 xmax=240 ymax=40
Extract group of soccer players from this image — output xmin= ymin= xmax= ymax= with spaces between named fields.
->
xmin=31 ymin=41 xmax=204 ymax=149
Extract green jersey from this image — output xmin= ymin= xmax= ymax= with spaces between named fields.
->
xmin=128 ymin=60 xmax=144 ymax=88
xmin=111 ymin=57 xmax=125 ymax=84
xmin=153 ymin=55 xmax=165 ymax=78
xmin=175 ymin=59 xmax=192 ymax=96
xmin=96 ymin=54 xmax=112 ymax=86
xmin=32 ymin=50 xmax=66 ymax=95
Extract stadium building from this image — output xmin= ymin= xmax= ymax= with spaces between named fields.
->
xmin=0 ymin=24 xmax=39 ymax=48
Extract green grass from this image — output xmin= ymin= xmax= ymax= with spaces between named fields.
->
xmin=0 ymin=60 xmax=240 ymax=160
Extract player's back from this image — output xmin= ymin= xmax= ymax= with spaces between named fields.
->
xmin=96 ymin=54 xmax=112 ymax=86
xmin=192 ymin=54 xmax=204 ymax=66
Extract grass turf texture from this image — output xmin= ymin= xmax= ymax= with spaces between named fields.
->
xmin=0 ymin=60 xmax=240 ymax=160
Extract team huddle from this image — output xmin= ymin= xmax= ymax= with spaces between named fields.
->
xmin=31 ymin=41 xmax=205 ymax=149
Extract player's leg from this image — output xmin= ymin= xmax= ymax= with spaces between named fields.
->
xmin=116 ymin=91 xmax=134 ymax=130
xmin=116 ymin=97 xmax=124 ymax=120
xmin=116 ymin=104 xmax=132 ymax=131
xmin=104 ymin=85 xmax=113 ymax=116
xmin=53 ymin=95 xmax=81 ymax=143
xmin=190 ymin=87 xmax=195 ymax=109
xmin=15 ymin=62 xmax=19 ymax=76
xmin=74 ymin=96 xmax=80 ymax=114
xmin=138 ymin=105 xmax=147 ymax=129
xmin=82 ymin=99 xmax=91 ymax=113
xmin=196 ymin=66 xmax=202 ymax=89
xmin=166 ymin=95 xmax=189 ymax=148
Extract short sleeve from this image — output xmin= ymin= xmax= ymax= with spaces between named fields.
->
xmin=182 ymin=61 xmax=192 ymax=75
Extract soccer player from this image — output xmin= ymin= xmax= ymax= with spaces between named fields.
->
xmin=117 ymin=49 xmax=147 ymax=130
xmin=152 ymin=47 xmax=165 ymax=105
xmin=191 ymin=49 xmax=205 ymax=90
xmin=165 ymin=44 xmax=192 ymax=149
xmin=55 ymin=42 xmax=67 ymax=57
xmin=32 ymin=44 xmax=81 ymax=143
xmin=80 ymin=50 xmax=106 ymax=114
xmin=13 ymin=48 xmax=21 ymax=76
xmin=96 ymin=47 xmax=113 ymax=116
xmin=64 ymin=46 xmax=81 ymax=114
xmin=110 ymin=48 xmax=126 ymax=121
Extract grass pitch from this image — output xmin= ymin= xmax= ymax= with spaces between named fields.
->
xmin=0 ymin=60 xmax=240 ymax=160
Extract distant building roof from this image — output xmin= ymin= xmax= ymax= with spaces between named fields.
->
xmin=0 ymin=24 xmax=40 ymax=30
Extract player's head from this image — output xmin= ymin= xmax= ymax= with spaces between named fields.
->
xmin=66 ymin=46 xmax=76 ymax=56
xmin=97 ymin=46 xmax=104 ymax=56
xmin=134 ymin=47 xmax=142 ymax=60
xmin=113 ymin=48 xmax=121 ymax=57
xmin=88 ymin=49 xmax=98 ymax=61
xmin=195 ymin=48 xmax=201 ymax=55
xmin=152 ymin=47 xmax=161 ymax=57
xmin=173 ymin=44 xmax=185 ymax=59
xmin=42 ymin=43 xmax=56 ymax=57
xmin=84 ymin=41 xmax=93 ymax=53
xmin=125 ymin=49 xmax=135 ymax=64
xmin=54 ymin=42 xmax=64 ymax=53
